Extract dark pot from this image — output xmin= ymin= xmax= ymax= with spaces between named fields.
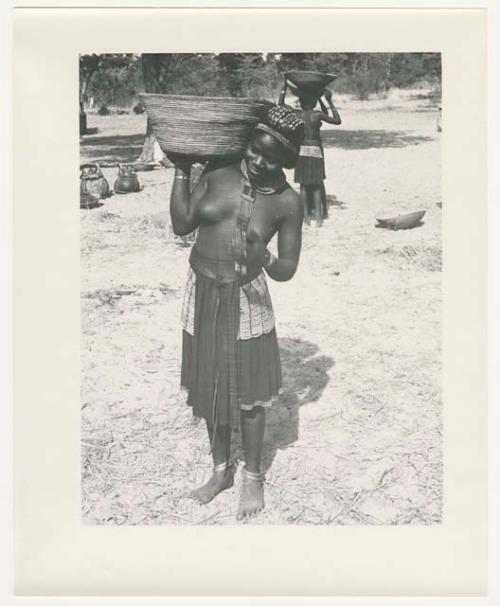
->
xmin=114 ymin=165 xmax=141 ymax=194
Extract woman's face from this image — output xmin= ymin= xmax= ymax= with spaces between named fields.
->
xmin=244 ymin=132 xmax=287 ymax=181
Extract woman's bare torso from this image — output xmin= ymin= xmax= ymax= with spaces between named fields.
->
xmin=193 ymin=163 xmax=286 ymax=261
xmin=301 ymin=109 xmax=323 ymax=143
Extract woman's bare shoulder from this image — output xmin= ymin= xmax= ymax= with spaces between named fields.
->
xmin=203 ymin=160 xmax=241 ymax=183
xmin=206 ymin=158 xmax=240 ymax=173
xmin=280 ymin=185 xmax=302 ymax=213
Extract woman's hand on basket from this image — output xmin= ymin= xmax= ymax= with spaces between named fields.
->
xmin=166 ymin=152 xmax=198 ymax=169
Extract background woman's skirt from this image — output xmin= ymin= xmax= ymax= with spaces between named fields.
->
xmin=180 ymin=271 xmax=282 ymax=430
xmin=294 ymin=155 xmax=326 ymax=185
xmin=294 ymin=142 xmax=326 ymax=185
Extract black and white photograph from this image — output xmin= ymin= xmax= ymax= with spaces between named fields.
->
xmin=80 ymin=51 xmax=443 ymax=526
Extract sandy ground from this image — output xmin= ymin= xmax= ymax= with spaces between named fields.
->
xmin=81 ymin=94 xmax=442 ymax=525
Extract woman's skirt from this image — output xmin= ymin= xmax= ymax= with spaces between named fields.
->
xmin=180 ymin=268 xmax=282 ymax=430
xmin=294 ymin=142 xmax=326 ymax=185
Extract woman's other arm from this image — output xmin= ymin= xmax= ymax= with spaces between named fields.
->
xmin=278 ymin=79 xmax=288 ymax=106
xmin=318 ymin=88 xmax=342 ymax=125
xmin=240 ymin=190 xmax=303 ymax=283
xmin=264 ymin=190 xmax=303 ymax=282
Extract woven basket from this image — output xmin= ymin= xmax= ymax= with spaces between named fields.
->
xmin=141 ymin=94 xmax=270 ymax=158
xmin=285 ymin=71 xmax=337 ymax=94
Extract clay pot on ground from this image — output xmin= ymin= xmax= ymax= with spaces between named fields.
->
xmin=114 ymin=164 xmax=141 ymax=194
xmin=80 ymin=163 xmax=110 ymax=200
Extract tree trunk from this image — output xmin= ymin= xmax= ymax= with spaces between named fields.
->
xmin=79 ymin=55 xmax=101 ymax=135
xmin=79 ymin=103 xmax=87 ymax=135
xmin=80 ymin=60 xmax=99 ymax=104
xmin=137 ymin=54 xmax=174 ymax=163
xmin=361 ymin=53 xmax=369 ymax=74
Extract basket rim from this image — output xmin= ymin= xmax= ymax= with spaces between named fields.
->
xmin=140 ymin=92 xmax=270 ymax=105
xmin=284 ymin=70 xmax=338 ymax=80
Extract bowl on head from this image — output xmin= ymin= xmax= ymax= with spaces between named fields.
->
xmin=285 ymin=71 xmax=337 ymax=95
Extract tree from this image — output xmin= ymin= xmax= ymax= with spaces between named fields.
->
xmin=276 ymin=53 xmax=311 ymax=72
xmin=80 ymin=54 xmax=101 ymax=107
xmin=141 ymin=53 xmax=174 ymax=93
xmin=88 ymin=55 xmax=142 ymax=108
xmin=80 ymin=54 xmax=142 ymax=135
xmin=389 ymin=53 xmax=441 ymax=88
xmin=216 ymin=53 xmax=245 ymax=96
xmin=237 ymin=54 xmax=279 ymax=99
xmin=79 ymin=54 xmax=100 ymax=134
xmin=80 ymin=54 xmax=138 ymax=108
xmin=216 ymin=53 xmax=265 ymax=97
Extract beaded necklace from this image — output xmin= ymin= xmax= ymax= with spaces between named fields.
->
xmin=233 ymin=161 xmax=282 ymax=279
xmin=239 ymin=160 xmax=287 ymax=196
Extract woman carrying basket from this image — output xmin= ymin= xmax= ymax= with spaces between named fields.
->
xmin=279 ymin=79 xmax=341 ymax=227
xmin=168 ymin=104 xmax=305 ymax=520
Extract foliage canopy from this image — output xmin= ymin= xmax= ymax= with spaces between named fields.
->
xmin=79 ymin=52 xmax=441 ymax=108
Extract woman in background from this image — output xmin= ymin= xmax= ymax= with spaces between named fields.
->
xmin=169 ymin=104 xmax=304 ymax=520
xmin=279 ymin=79 xmax=341 ymax=226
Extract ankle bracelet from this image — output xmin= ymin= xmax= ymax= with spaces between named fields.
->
xmin=213 ymin=461 xmax=233 ymax=473
xmin=242 ymin=467 xmax=264 ymax=482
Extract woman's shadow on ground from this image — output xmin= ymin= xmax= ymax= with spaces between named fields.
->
xmin=233 ymin=337 xmax=334 ymax=472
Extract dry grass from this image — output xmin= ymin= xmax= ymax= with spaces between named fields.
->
xmin=375 ymin=244 xmax=442 ymax=272
xmin=81 ymin=100 xmax=442 ymax=525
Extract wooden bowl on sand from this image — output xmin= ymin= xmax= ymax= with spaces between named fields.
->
xmin=376 ymin=210 xmax=426 ymax=230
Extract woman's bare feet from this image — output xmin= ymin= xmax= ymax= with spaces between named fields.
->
xmin=190 ymin=464 xmax=236 ymax=505
xmin=236 ymin=468 xmax=264 ymax=520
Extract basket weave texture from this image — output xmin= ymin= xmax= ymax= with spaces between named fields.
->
xmin=141 ymin=94 xmax=270 ymax=158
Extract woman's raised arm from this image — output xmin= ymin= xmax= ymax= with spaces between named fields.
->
xmin=319 ymin=90 xmax=342 ymax=125
xmin=278 ymin=77 xmax=288 ymax=106
xmin=169 ymin=158 xmax=207 ymax=236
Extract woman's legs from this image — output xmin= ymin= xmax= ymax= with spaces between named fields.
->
xmin=237 ymin=406 xmax=265 ymax=519
xmin=206 ymin=421 xmax=231 ymax=465
xmin=240 ymin=406 xmax=265 ymax=473
xmin=190 ymin=420 xmax=235 ymax=504
xmin=309 ymin=185 xmax=324 ymax=226
xmin=300 ymin=185 xmax=311 ymax=225
xmin=320 ymin=181 xmax=328 ymax=219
